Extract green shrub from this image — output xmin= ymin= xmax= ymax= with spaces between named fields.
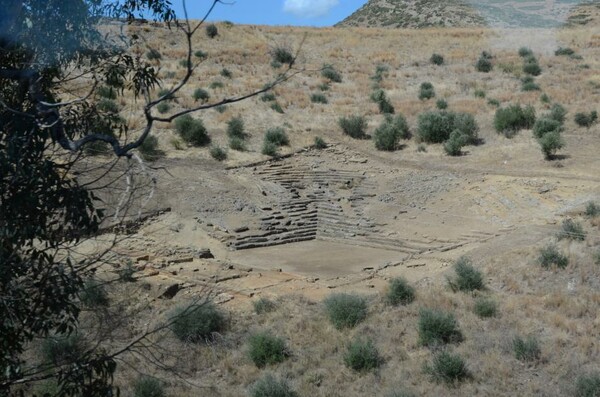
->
xmin=227 ymin=116 xmax=246 ymax=139
xmin=453 ymin=113 xmax=479 ymax=144
xmin=249 ymin=374 xmax=297 ymax=397
xmin=436 ymin=99 xmax=448 ymax=110
xmin=205 ymin=23 xmax=218 ymax=38
xmin=344 ymin=338 xmax=382 ymax=372
xmin=146 ymin=48 xmax=161 ymax=61
xmin=425 ymin=351 xmax=470 ymax=385
xmin=474 ymin=298 xmax=497 ymax=318
xmin=118 ymin=261 xmax=136 ymax=282
xmin=270 ymin=46 xmax=295 ymax=67
xmin=518 ymin=47 xmax=533 ymax=58
xmin=418 ymin=309 xmax=463 ymax=347
xmin=253 ymin=297 xmax=277 ymax=314
xmin=494 ymin=104 xmax=536 ymax=136
xmin=555 ymin=47 xmax=575 ymax=56
xmin=474 ymin=89 xmax=486 ymax=98
xmin=80 ymin=279 xmax=109 ymax=307
xmin=216 ymin=105 xmax=228 ymax=114
xmin=318 ymin=83 xmax=330 ymax=91
xmin=386 ymin=277 xmax=415 ymax=306
xmin=540 ymin=93 xmax=551 ymax=104
xmin=576 ymin=373 xmax=600 ymax=397
xmin=321 ymin=64 xmax=342 ymax=83
xmin=487 ymin=98 xmax=500 ymax=107
xmin=157 ymin=88 xmax=174 ymax=100
xmin=548 ymin=103 xmax=567 ymax=124
xmin=417 ymin=143 xmax=427 ymax=153
xmin=261 ymin=92 xmax=276 ymax=102
xmin=170 ymin=302 xmax=225 ymax=343
xmin=97 ymin=86 xmax=117 ymax=99
xmin=179 ymin=59 xmax=191 ymax=68
xmin=557 ymin=219 xmax=586 ymax=241
xmin=220 ymin=68 xmax=232 ymax=79
xmin=139 ymin=135 xmax=162 ymax=161
xmin=314 ymin=136 xmax=327 ymax=149
xmin=262 ymin=141 xmax=278 ymax=157
xmin=339 ymin=115 xmax=368 ymax=139
xmin=538 ymin=130 xmax=565 ymax=159
xmin=97 ymin=98 xmax=119 ymax=113
xmin=209 ymin=80 xmax=224 ymax=90
xmin=194 ymin=49 xmax=208 ymax=59
xmin=264 ymin=128 xmax=289 ymax=146
xmin=210 ymin=146 xmax=227 ymax=161
xmin=594 ymin=249 xmax=600 ymax=266
xmin=133 ymin=376 xmax=165 ymax=397
xmin=156 ymin=102 xmax=170 ymax=114
xmin=448 ymin=257 xmax=484 ymax=292
xmin=533 ymin=117 xmax=563 ymax=138
xmin=419 ymin=82 xmax=436 ymax=101
xmin=371 ymin=89 xmax=395 ymax=114
xmin=430 ymin=53 xmax=444 ymax=65
xmin=443 ymin=130 xmax=466 ymax=156
xmin=248 ymin=331 xmax=288 ymax=368
xmin=374 ymin=114 xmax=410 ymax=151
xmin=230 ymin=136 xmax=247 ymax=151
xmin=417 ymin=111 xmax=455 ymax=143
xmin=574 ymin=111 xmax=598 ymax=128
xmin=270 ymin=60 xmax=282 ymax=69
xmin=513 ymin=335 xmax=541 ymax=361
xmin=585 ymin=202 xmax=599 ymax=218
xmin=270 ymin=102 xmax=284 ymax=114
xmin=324 ymin=293 xmax=368 ymax=330
xmin=310 ymin=93 xmax=328 ymax=104
xmin=174 ymin=115 xmax=210 ymax=146
xmin=538 ymin=245 xmax=569 ymax=269
xmin=193 ymin=88 xmax=210 ymax=102
xmin=475 ymin=56 xmax=493 ymax=73
xmin=523 ymin=59 xmax=542 ymax=76
xmin=522 ymin=80 xmax=540 ymax=91
xmin=41 ymin=334 xmax=85 ymax=365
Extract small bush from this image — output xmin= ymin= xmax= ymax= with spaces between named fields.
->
xmin=474 ymin=89 xmax=486 ymax=98
xmin=174 ymin=115 xmax=210 ymax=146
xmin=97 ymin=98 xmax=119 ymax=114
xmin=555 ymin=47 xmax=575 ymax=56
xmin=443 ymin=130 xmax=466 ymax=156
xmin=522 ymin=80 xmax=540 ymax=91
xmin=270 ymin=46 xmax=295 ymax=67
xmin=344 ymin=338 xmax=382 ymax=372
xmin=270 ymin=102 xmax=284 ymax=114
xmin=576 ymin=373 xmax=600 ymax=397
xmin=448 ymin=257 xmax=484 ymax=292
xmin=194 ymin=49 xmax=208 ymax=59
xmin=474 ymin=298 xmax=497 ymax=318
xmin=494 ymin=104 xmax=536 ymax=136
xmin=339 ymin=115 xmax=368 ymax=139
xmin=425 ymin=351 xmax=470 ymax=385
xmin=138 ymin=135 xmax=162 ymax=161
xmin=533 ymin=117 xmax=563 ymax=138
xmin=436 ymin=99 xmax=448 ymax=110
xmin=419 ymin=82 xmax=436 ymax=101
xmin=97 ymin=86 xmax=117 ymax=99
xmin=386 ymin=277 xmax=415 ymax=306
xmin=205 ymin=23 xmax=218 ymax=38
xmin=41 ymin=334 xmax=85 ymax=365
xmin=227 ymin=116 xmax=246 ymax=139
xmin=220 ymin=68 xmax=232 ymax=79
xmin=574 ymin=111 xmax=598 ymax=128
xmin=475 ymin=56 xmax=493 ymax=73
xmin=179 ymin=59 xmax=191 ymax=68
xmin=417 ymin=111 xmax=455 ymax=143
xmin=264 ymin=127 xmax=289 ymax=146
xmin=548 ymin=103 xmax=568 ymax=124
xmin=453 ymin=113 xmax=479 ymax=144
xmin=146 ymin=48 xmax=161 ymax=60
xmin=261 ymin=92 xmax=276 ymax=102
xmin=318 ymin=83 xmax=330 ymax=91
xmin=518 ymin=47 xmax=533 ymax=58
xmin=523 ymin=59 xmax=542 ymax=76
xmin=538 ymin=130 xmax=565 ymax=159
xmin=310 ymin=93 xmax=328 ymax=104
xmin=210 ymin=146 xmax=227 ymax=161
xmin=209 ymin=80 xmax=224 ymax=90
xmin=193 ymin=88 xmax=210 ymax=102
xmin=157 ymin=88 xmax=174 ymax=100
xmin=321 ymin=64 xmax=342 ymax=83
xmin=487 ymin=98 xmax=500 ymax=107
xmin=430 ymin=53 xmax=444 ymax=65
xmin=170 ymin=302 xmax=225 ymax=343
xmin=557 ymin=219 xmax=586 ymax=241
xmin=248 ymin=331 xmax=288 ymax=368
xmin=133 ymin=376 xmax=165 ymax=397
xmin=324 ymin=293 xmax=368 ymax=330
xmin=513 ymin=335 xmax=541 ymax=362
xmin=314 ymin=136 xmax=327 ymax=149
xmin=538 ymin=245 xmax=568 ymax=269
xmin=229 ymin=136 xmax=247 ymax=152
xmin=374 ymin=114 xmax=410 ymax=151
xmin=262 ymin=141 xmax=278 ymax=157
xmin=156 ymin=102 xmax=170 ymax=114
xmin=418 ymin=309 xmax=462 ymax=347
xmin=253 ymin=297 xmax=277 ymax=314
xmin=540 ymin=93 xmax=551 ymax=104
xmin=585 ymin=202 xmax=599 ymax=218
xmin=249 ymin=374 xmax=297 ymax=397
xmin=80 ymin=279 xmax=109 ymax=307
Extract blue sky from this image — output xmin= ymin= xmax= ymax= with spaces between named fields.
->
xmin=170 ymin=0 xmax=369 ymax=27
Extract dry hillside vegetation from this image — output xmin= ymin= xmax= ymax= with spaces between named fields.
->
xmin=69 ymin=21 xmax=600 ymax=397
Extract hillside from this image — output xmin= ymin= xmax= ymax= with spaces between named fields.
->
xmin=337 ymin=0 xmax=597 ymax=28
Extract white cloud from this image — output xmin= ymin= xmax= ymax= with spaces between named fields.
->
xmin=283 ymin=0 xmax=339 ymax=18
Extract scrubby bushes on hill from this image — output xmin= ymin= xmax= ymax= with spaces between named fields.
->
xmin=170 ymin=302 xmax=225 ymax=343
xmin=575 ymin=111 xmax=598 ymax=128
xmin=344 ymin=337 xmax=382 ymax=372
xmin=493 ymin=104 xmax=535 ymax=137
xmin=248 ymin=331 xmax=289 ymax=367
xmin=324 ymin=293 xmax=368 ymax=330
xmin=418 ymin=82 xmax=435 ymax=101
xmin=417 ymin=110 xmax=478 ymax=145
xmin=374 ymin=114 xmax=409 ymax=151
xmin=418 ymin=309 xmax=463 ymax=346
xmin=339 ymin=115 xmax=368 ymax=139
xmin=174 ymin=115 xmax=210 ymax=146
xmin=447 ymin=257 xmax=485 ymax=292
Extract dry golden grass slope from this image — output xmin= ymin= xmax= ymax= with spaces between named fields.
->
xmin=62 ymin=20 xmax=600 ymax=397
